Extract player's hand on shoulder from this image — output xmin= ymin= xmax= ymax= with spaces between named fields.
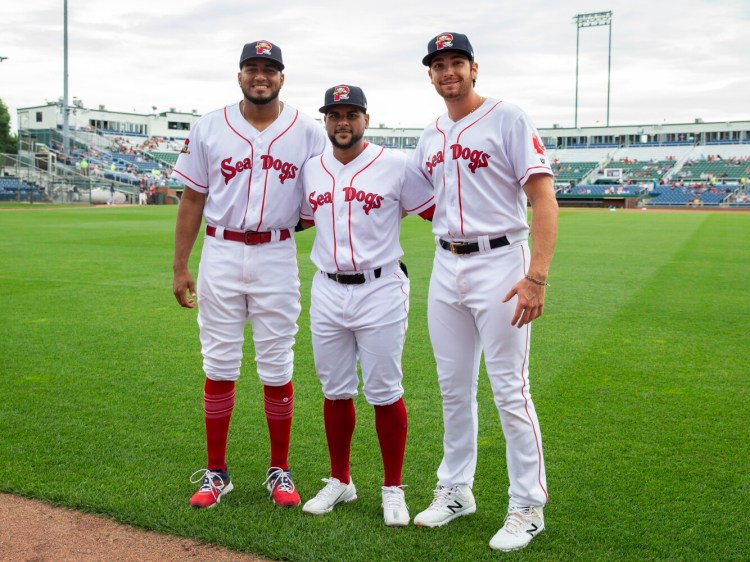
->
xmin=503 ymin=277 xmax=546 ymax=328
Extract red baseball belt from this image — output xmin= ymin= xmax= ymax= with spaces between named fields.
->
xmin=206 ymin=225 xmax=291 ymax=245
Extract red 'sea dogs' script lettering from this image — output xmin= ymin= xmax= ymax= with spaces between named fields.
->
xmin=450 ymin=144 xmax=490 ymax=173
xmin=221 ymin=156 xmax=252 ymax=184
xmin=308 ymin=191 xmax=333 ymax=213
xmin=425 ymin=150 xmax=444 ymax=175
xmin=343 ymin=187 xmax=383 ymax=215
xmin=261 ymin=155 xmax=298 ymax=183
xmin=425 ymin=146 xmax=490 ymax=174
xmin=220 ymin=156 xmax=298 ymax=185
xmin=308 ymin=188 xmax=384 ymax=215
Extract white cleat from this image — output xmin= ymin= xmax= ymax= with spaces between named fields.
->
xmin=302 ymin=477 xmax=357 ymax=515
xmin=381 ymin=486 xmax=410 ymax=527
xmin=413 ymin=484 xmax=476 ymax=527
xmin=489 ymin=505 xmax=545 ymax=552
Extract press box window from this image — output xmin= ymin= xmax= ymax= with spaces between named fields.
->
xmin=168 ymin=121 xmax=191 ymax=131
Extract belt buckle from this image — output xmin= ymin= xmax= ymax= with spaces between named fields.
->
xmin=243 ymin=230 xmax=258 ymax=245
xmin=449 ymin=242 xmax=461 ymax=255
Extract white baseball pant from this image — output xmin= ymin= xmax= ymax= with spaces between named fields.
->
xmin=197 ymin=234 xmax=300 ymax=385
xmin=427 ymin=241 xmax=548 ymax=507
xmin=310 ymin=262 xmax=408 ymax=406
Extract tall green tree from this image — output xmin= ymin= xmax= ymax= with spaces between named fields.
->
xmin=0 ymin=98 xmax=18 ymax=154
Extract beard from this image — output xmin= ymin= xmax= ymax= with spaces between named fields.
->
xmin=328 ymin=130 xmax=363 ymax=150
xmin=241 ymin=83 xmax=282 ymax=106
xmin=434 ymin=77 xmax=473 ymax=101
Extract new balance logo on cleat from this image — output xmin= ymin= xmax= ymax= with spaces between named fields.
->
xmin=413 ymin=485 xmax=476 ymax=528
xmin=446 ymin=501 xmax=464 ymax=514
xmin=489 ymin=506 xmax=545 ymax=552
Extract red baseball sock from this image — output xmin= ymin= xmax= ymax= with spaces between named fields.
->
xmin=324 ymin=398 xmax=355 ymax=484
xmin=264 ymin=381 xmax=294 ymax=470
xmin=203 ymin=378 xmax=236 ymax=472
xmin=374 ymin=397 xmax=408 ymax=487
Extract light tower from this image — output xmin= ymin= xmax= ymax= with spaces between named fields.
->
xmin=62 ymin=0 xmax=70 ymax=155
xmin=573 ymin=11 xmax=613 ymax=127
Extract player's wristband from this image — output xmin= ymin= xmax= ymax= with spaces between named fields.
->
xmin=525 ymin=275 xmax=549 ymax=287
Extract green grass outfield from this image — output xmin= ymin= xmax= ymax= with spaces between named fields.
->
xmin=1 ymin=206 xmax=748 ymax=561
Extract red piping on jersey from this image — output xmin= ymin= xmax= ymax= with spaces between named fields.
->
xmin=519 ymin=245 xmax=549 ymax=503
xmin=403 ymin=196 xmax=435 ymax=214
xmin=435 ymin=119 xmax=448 ymax=233
xmin=320 ymin=155 xmax=339 ymax=271
xmin=345 ymin=146 xmax=384 ymax=271
xmin=453 ymin=101 xmax=502 ymax=236
xmin=518 ymin=165 xmax=553 ymax=185
xmin=172 ymin=168 xmax=208 ymax=190
xmin=224 ymin=105 xmax=255 ymax=230
xmin=255 ymin=109 xmax=300 ymax=231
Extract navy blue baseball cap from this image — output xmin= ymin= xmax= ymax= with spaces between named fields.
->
xmin=239 ymin=40 xmax=284 ymax=70
xmin=319 ymin=85 xmax=368 ymax=114
xmin=422 ymin=32 xmax=474 ymax=66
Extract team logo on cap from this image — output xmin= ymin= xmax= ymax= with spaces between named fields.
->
xmin=333 ymin=86 xmax=350 ymax=102
xmin=256 ymin=41 xmax=273 ymax=55
xmin=436 ymin=33 xmax=454 ymax=50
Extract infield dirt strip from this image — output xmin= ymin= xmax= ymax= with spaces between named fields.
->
xmin=0 ymin=493 xmax=269 ymax=562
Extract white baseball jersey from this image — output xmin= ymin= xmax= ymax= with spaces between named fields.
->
xmin=172 ymin=102 xmax=328 ymax=231
xmin=170 ymin=101 xmax=326 ymax=384
xmin=300 ymin=143 xmax=435 ymax=273
xmin=413 ymin=98 xmax=552 ymax=242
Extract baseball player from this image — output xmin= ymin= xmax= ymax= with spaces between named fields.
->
xmin=298 ymin=85 xmax=435 ymax=526
xmin=411 ymin=33 xmax=559 ymax=552
xmin=171 ymin=40 xmax=327 ymax=509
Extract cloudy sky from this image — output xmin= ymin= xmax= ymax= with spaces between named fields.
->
xmin=2 ymin=0 xmax=749 ymax=133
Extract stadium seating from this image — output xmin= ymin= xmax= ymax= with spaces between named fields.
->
xmin=645 ymin=185 xmax=732 ymax=207
xmin=0 ymin=177 xmax=42 ymax=201
xmin=151 ymin=152 xmax=179 ymax=166
xmin=677 ymin=160 xmax=750 ymax=182
xmin=568 ymin=185 xmax=643 ymax=196
xmin=552 ymin=161 xmax=598 ymax=184
xmin=604 ymin=160 xmax=676 ymax=182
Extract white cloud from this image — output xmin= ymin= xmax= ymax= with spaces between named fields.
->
xmin=2 ymin=0 xmax=748 ymax=132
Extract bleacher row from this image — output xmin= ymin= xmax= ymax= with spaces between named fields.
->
xmin=0 ymin=178 xmax=41 ymax=201
xmin=14 ymin=131 xmax=750 ymax=208
xmin=547 ymin=143 xmax=749 ymax=207
xmin=550 ymin=159 xmax=750 ymax=186
xmin=54 ymin=133 xmax=187 ymax=190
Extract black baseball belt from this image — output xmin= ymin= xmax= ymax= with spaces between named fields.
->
xmin=206 ymin=225 xmax=291 ymax=245
xmin=325 ymin=268 xmax=382 ymax=285
xmin=438 ymin=235 xmax=510 ymax=255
